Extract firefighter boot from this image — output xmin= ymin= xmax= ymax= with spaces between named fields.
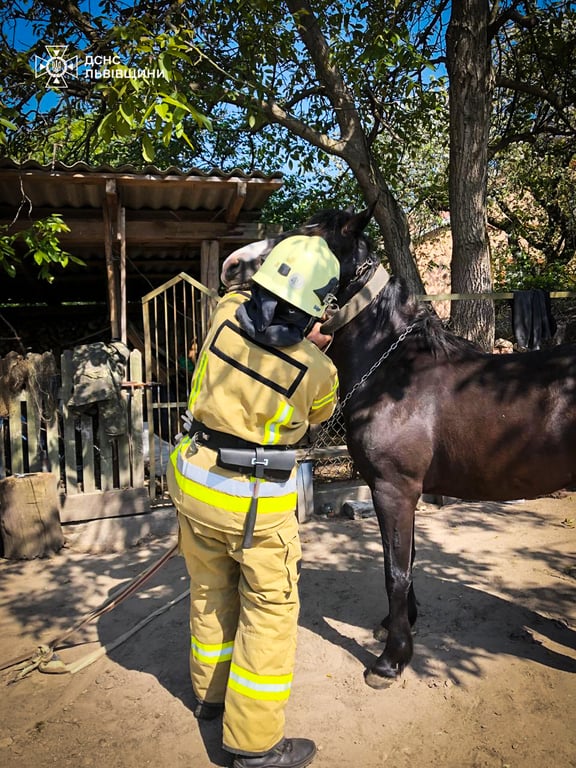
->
xmin=192 ymin=698 xmax=224 ymax=721
xmin=232 ymin=738 xmax=317 ymax=768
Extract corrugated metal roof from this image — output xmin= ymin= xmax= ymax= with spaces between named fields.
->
xmin=0 ymin=158 xmax=283 ymax=212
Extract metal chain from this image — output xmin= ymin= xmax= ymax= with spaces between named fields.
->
xmin=338 ymin=323 xmax=417 ymax=411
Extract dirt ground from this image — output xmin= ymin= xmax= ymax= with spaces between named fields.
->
xmin=0 ymin=492 xmax=575 ymax=768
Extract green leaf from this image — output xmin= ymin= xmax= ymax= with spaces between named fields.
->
xmin=118 ymin=102 xmax=135 ymax=126
xmin=154 ymin=102 xmax=170 ymax=120
xmin=142 ymin=134 xmax=155 ymax=162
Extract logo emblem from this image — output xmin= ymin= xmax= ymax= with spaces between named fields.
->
xmin=34 ymin=46 xmax=79 ymax=88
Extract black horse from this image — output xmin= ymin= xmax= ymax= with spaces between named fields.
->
xmin=311 ymin=206 xmax=576 ymax=687
xmin=222 ymin=206 xmax=576 ymax=688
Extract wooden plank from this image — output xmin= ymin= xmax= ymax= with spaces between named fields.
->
xmin=60 ymin=351 xmax=79 ymax=494
xmin=129 ymin=351 xmax=145 ymax=488
xmin=80 ymin=414 xmax=96 ymax=493
xmin=8 ymin=392 xmax=24 ymax=475
xmin=103 ymin=180 xmax=120 ymax=339
xmin=419 ymin=290 xmax=576 ymax=302
xmin=200 ymin=241 xmax=220 ymax=335
xmin=59 ymin=486 xmax=150 ymax=523
xmin=98 ymin=414 xmax=114 ymax=491
xmin=45 ymin=411 xmax=60 ymax=478
xmin=226 ymin=181 xmax=247 ymax=224
xmin=118 ymin=203 xmax=127 ymax=344
xmin=23 ymin=392 xmax=42 ymax=472
xmin=0 ymin=417 xmax=6 ymax=479
xmin=117 ymin=430 xmax=131 ymax=488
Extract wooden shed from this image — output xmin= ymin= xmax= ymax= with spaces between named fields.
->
xmin=0 ymin=158 xmax=283 ymax=350
xmin=0 ymin=159 xmax=284 ymax=546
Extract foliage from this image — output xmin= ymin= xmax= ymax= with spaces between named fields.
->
xmin=0 ymin=0 xmax=574 ymax=299
xmin=488 ymin=0 xmax=576 ymax=284
xmin=492 ymin=243 xmax=576 ymax=291
xmin=488 ymin=135 xmax=576 ymax=290
xmin=0 ymin=214 xmax=84 ymax=281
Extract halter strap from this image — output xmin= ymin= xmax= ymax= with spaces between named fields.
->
xmin=320 ymin=264 xmax=390 ymax=334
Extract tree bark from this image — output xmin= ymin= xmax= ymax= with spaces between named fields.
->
xmin=351 ymin=151 xmax=425 ymax=294
xmin=447 ymin=0 xmax=495 ymax=350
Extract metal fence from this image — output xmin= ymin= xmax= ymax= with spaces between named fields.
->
xmin=141 ymin=273 xmax=218 ymax=499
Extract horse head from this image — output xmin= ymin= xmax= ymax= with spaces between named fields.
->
xmin=301 ymin=205 xmax=377 ymax=307
xmin=221 ymin=204 xmax=377 ymax=298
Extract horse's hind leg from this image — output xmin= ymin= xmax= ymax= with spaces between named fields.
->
xmin=365 ymin=482 xmax=419 ymax=689
xmin=374 ymin=516 xmax=418 ymax=641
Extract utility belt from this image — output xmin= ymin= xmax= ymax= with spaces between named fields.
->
xmin=189 ymin=420 xmax=297 ymax=548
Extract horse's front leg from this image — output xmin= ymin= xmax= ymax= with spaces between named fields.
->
xmin=374 ymin=514 xmax=417 ymax=641
xmin=365 ymin=482 xmax=419 ymax=689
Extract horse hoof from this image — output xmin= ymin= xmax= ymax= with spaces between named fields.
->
xmin=364 ymin=668 xmax=397 ymax=690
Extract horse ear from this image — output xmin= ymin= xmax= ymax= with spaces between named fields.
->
xmin=342 ymin=199 xmax=377 ymax=235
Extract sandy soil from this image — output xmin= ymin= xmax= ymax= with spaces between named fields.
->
xmin=0 ymin=493 xmax=575 ymax=768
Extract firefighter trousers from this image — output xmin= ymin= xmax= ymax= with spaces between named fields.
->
xmin=177 ymin=510 xmax=302 ymax=755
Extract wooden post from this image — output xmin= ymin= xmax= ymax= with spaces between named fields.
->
xmin=118 ymin=201 xmax=127 ymax=344
xmin=104 ymin=179 xmax=120 ymax=340
xmin=0 ymin=473 xmax=64 ymax=559
xmin=200 ymin=239 xmax=220 ymax=336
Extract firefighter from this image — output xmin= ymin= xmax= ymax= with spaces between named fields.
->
xmin=167 ymin=235 xmax=340 ymax=768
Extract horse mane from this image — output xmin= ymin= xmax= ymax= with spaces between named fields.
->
xmin=377 ymin=276 xmax=483 ymax=359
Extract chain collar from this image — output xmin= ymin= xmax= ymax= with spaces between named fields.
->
xmin=338 ymin=323 xmax=417 ymax=411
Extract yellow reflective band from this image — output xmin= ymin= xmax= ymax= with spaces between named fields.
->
xmin=191 ymin=636 xmax=234 ymax=665
xmin=171 ymin=454 xmax=297 ymax=514
xmin=263 ymin=402 xmax=294 ymax=445
xmin=176 ymin=450 xmax=298 ymax=497
xmin=228 ymin=663 xmax=292 ymax=702
xmin=311 ymin=379 xmax=338 ymax=410
xmin=188 ymin=351 xmax=209 ymax=409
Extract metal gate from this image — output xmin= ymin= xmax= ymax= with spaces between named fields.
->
xmin=141 ymin=272 xmax=218 ymax=499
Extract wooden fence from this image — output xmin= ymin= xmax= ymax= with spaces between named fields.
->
xmin=0 ymin=349 xmax=148 ymax=524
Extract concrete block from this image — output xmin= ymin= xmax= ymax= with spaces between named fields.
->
xmin=62 ymin=504 xmax=178 ymax=553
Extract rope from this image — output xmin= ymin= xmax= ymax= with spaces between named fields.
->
xmin=1 ymin=540 xmax=179 ymax=682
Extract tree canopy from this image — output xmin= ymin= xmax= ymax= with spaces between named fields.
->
xmin=1 ymin=1 xmax=575 ymax=340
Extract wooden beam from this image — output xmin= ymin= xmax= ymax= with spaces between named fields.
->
xmin=200 ymin=240 xmax=220 ymax=334
xmin=59 ymin=487 xmax=150 ymax=523
xmin=0 ymin=218 xmax=271 ymax=246
xmin=226 ymin=181 xmax=247 ymax=224
xmin=118 ymin=202 xmax=127 ymax=343
xmin=103 ymin=180 xmax=119 ymax=339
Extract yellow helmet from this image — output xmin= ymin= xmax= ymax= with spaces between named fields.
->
xmin=252 ymin=235 xmax=340 ymax=317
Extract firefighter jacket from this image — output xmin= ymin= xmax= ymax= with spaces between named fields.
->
xmin=168 ymin=291 xmax=338 ymax=536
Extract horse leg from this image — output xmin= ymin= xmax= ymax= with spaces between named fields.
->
xmin=374 ymin=515 xmax=417 ymax=641
xmin=365 ymin=482 xmax=419 ymax=689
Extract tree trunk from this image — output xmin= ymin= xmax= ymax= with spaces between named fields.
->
xmin=340 ymin=132 xmax=425 ymax=293
xmin=285 ymin=0 xmax=424 ymax=295
xmin=447 ymin=0 xmax=495 ymax=351
xmin=354 ymin=160 xmax=425 ymax=295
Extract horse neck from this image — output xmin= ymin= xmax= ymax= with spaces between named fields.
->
xmin=327 ymin=276 xmax=418 ymax=386
xmin=328 ymin=299 xmax=392 ymax=387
